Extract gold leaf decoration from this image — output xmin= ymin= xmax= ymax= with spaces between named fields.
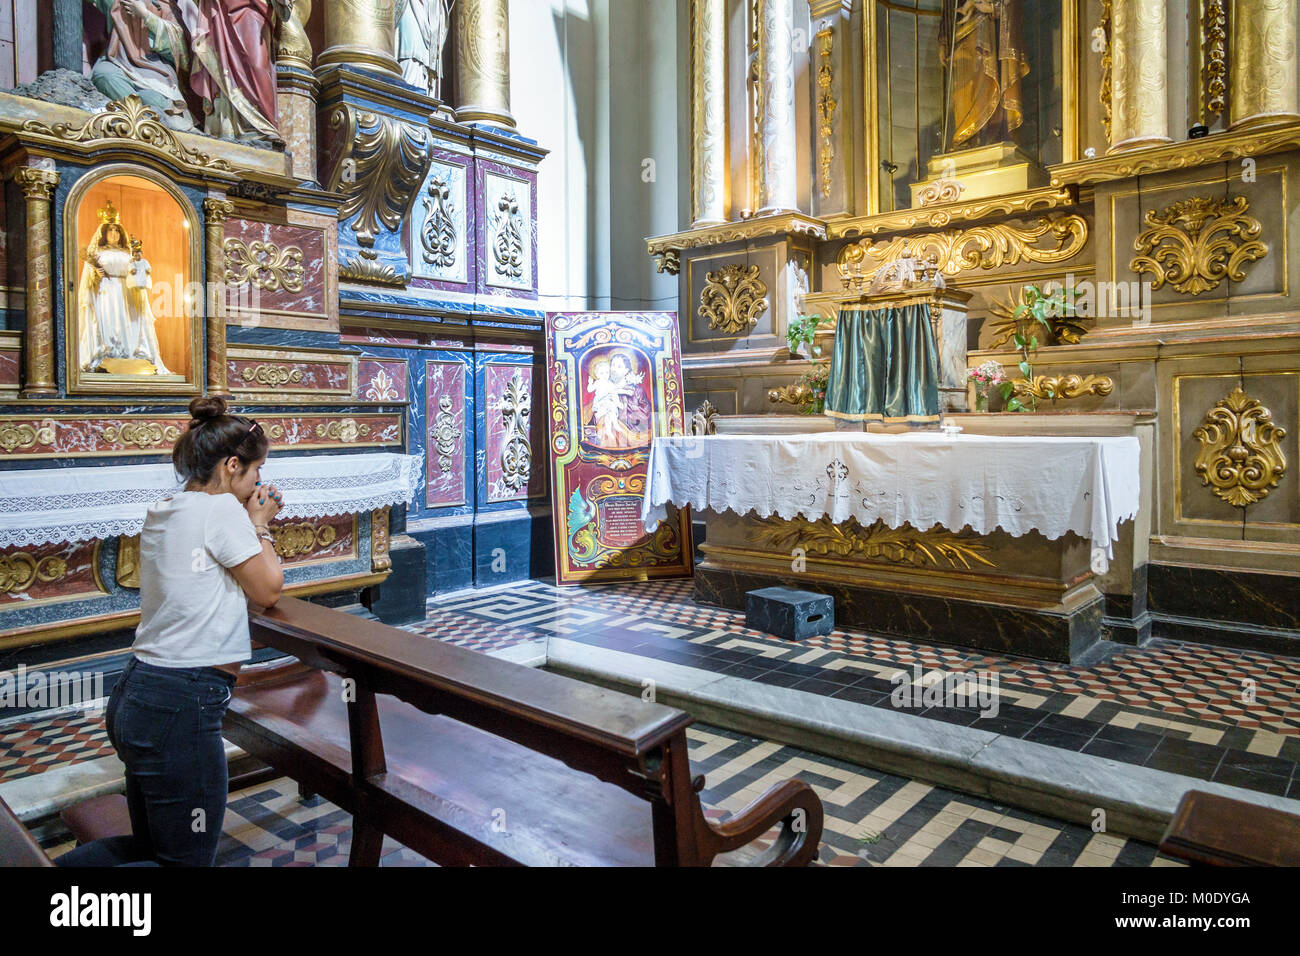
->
xmin=240 ymin=364 xmax=304 ymax=388
xmin=271 ymin=522 xmax=337 ymax=559
xmin=0 ymin=420 xmax=56 ymax=453
xmin=755 ymin=515 xmax=995 ymax=570
xmin=914 ymin=179 xmax=966 ymax=207
xmin=690 ymin=400 xmax=719 ymax=436
xmin=1011 ymin=374 xmax=1114 ymax=401
xmin=0 ymin=552 xmax=68 ymax=594
xmin=1192 ymin=386 xmax=1287 ymax=507
xmin=815 ymin=28 xmax=835 ymax=200
xmin=1130 ymin=196 xmax=1266 ymax=295
xmin=21 ymin=95 xmax=235 ymax=171
xmin=767 ymin=383 xmax=815 ymax=407
xmin=339 ymin=254 xmax=405 ymax=287
xmin=1203 ymin=0 xmax=1227 ymax=119
xmin=116 ymin=535 xmax=141 ymax=589
xmin=101 ymin=422 xmax=182 ymax=448
xmin=314 ymin=419 xmax=370 ymax=443
xmin=1098 ymin=0 xmax=1113 ymax=143
xmin=371 ymin=506 xmax=391 ymax=572
xmin=326 ymin=105 xmax=431 ymax=247
xmin=699 ymin=263 xmax=768 ymax=334
xmin=223 ymin=238 xmax=306 ymax=293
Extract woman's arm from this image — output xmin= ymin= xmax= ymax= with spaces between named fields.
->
xmin=229 ymin=540 xmax=283 ymax=608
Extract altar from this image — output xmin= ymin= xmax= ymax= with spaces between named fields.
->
xmin=643 ymin=431 xmax=1141 ymax=663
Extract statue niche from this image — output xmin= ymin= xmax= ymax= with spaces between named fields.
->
xmin=939 ymin=0 xmax=1029 ymax=149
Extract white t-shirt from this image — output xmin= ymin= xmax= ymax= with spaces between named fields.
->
xmin=132 ymin=491 xmax=263 ymax=668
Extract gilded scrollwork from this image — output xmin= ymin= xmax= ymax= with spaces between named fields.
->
xmin=340 ymin=254 xmax=405 ymax=287
xmin=271 ymin=522 xmax=338 ymax=559
xmin=1010 ymin=374 xmax=1114 ymax=401
xmin=223 ymin=238 xmax=306 ymax=293
xmin=499 ymin=370 xmax=532 ymax=493
xmin=699 ymin=263 xmax=768 ymax=334
xmin=371 ymin=506 xmax=391 ymax=573
xmin=767 ymin=383 xmax=814 ymax=407
xmin=1192 ymin=387 xmax=1287 ymax=508
xmin=240 ymin=364 xmax=304 ymax=388
xmin=755 ymin=515 xmax=995 ymax=570
xmin=420 ymin=176 xmax=457 ymax=267
xmin=116 ymin=535 xmax=141 ymax=589
xmin=836 ymin=215 xmax=1089 ymax=288
xmin=1098 ymin=0 xmax=1112 ymax=143
xmin=100 ymin=422 xmax=182 ymax=448
xmin=12 ymin=167 xmax=59 ymax=201
xmin=0 ymin=420 xmax=56 ymax=454
xmin=1202 ymin=0 xmax=1227 ymax=119
xmin=689 ymin=400 xmax=719 ymax=436
xmin=1130 ymin=196 xmax=1266 ymax=295
xmin=815 ymin=27 xmax=835 ymax=200
xmin=915 ymin=179 xmax=966 ymax=208
xmin=314 ymin=419 xmax=371 ymax=442
xmin=326 ymin=105 xmax=431 ymax=247
xmin=433 ymin=393 xmax=459 ymax=472
xmin=0 ymin=552 xmax=68 ymax=594
xmin=22 ymin=95 xmax=235 ymax=171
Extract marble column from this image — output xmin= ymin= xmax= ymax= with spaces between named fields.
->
xmin=1108 ymin=0 xmax=1171 ymax=153
xmin=1229 ymin=0 xmax=1300 ymax=131
xmin=13 ymin=167 xmax=59 ymax=398
xmin=754 ymin=0 xmax=798 ymax=216
xmin=691 ymin=0 xmax=727 ymax=227
xmin=317 ymin=0 xmax=400 ymax=76
xmin=203 ymin=198 xmax=235 ymax=399
xmin=454 ymin=0 xmax=515 ymax=129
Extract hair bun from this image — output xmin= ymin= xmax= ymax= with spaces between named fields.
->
xmin=188 ymin=396 xmax=228 ymax=424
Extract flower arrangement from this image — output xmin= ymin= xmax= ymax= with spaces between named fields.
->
xmin=967 ymin=359 xmax=1006 ymax=411
xmin=799 ymin=362 xmax=829 ymax=415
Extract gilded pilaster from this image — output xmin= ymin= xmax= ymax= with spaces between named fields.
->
xmin=691 ymin=0 xmax=727 ymax=227
xmin=1108 ymin=0 xmax=1170 ymax=153
xmin=13 ymin=167 xmax=59 ymax=397
xmin=754 ymin=0 xmax=798 ymax=216
xmin=1229 ymin=0 xmax=1300 ymax=131
xmin=454 ymin=0 xmax=515 ymax=129
xmin=203 ymin=198 xmax=236 ymax=398
xmin=318 ymin=0 xmax=400 ymax=76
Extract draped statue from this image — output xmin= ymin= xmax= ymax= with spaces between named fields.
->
xmin=396 ymin=0 xmax=453 ymax=99
xmin=938 ymin=0 xmax=1030 ymax=149
xmin=179 ymin=0 xmax=286 ymax=143
xmin=87 ymin=0 xmax=195 ymax=131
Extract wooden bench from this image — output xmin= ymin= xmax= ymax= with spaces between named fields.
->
xmin=1158 ymin=790 xmax=1300 ymax=866
xmin=225 ymin=596 xmax=824 ymax=866
xmin=0 ymin=794 xmax=54 ymax=867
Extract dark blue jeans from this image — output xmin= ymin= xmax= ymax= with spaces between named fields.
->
xmin=56 ymin=656 xmax=236 ymax=867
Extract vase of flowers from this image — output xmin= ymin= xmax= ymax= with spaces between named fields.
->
xmin=967 ymin=359 xmax=1006 ymax=411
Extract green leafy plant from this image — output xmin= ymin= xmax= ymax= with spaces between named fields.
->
xmin=786 ymin=314 xmax=824 ymax=358
xmin=998 ymin=283 xmax=1076 ymax=412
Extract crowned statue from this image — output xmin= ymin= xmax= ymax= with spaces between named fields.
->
xmin=77 ymin=201 xmax=171 ymax=375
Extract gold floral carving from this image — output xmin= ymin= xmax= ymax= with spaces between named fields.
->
xmin=314 ymin=419 xmax=371 ymax=443
xmin=1192 ymin=386 xmax=1287 ymax=508
xmin=1011 ymin=374 xmax=1114 ymax=401
xmin=116 ymin=535 xmax=141 ymax=589
xmin=767 ymin=383 xmax=814 ymax=406
xmin=433 ymin=394 xmax=459 ymax=472
xmin=22 ymin=95 xmax=235 ymax=171
xmin=1130 ymin=196 xmax=1266 ymax=295
xmin=1202 ymin=0 xmax=1227 ymax=119
xmin=815 ymin=28 xmax=835 ymax=200
xmin=0 ymin=552 xmax=68 ymax=594
xmin=272 ymin=522 xmax=338 ymax=559
xmin=223 ymin=238 xmax=306 ymax=293
xmin=12 ymin=166 xmax=59 ymax=200
xmin=499 ymin=370 xmax=532 ymax=493
xmin=756 ymin=515 xmax=994 ymax=570
xmin=1099 ymin=0 xmax=1112 ymax=142
xmin=0 ymin=420 xmax=56 ymax=453
xmin=340 ymin=254 xmax=404 ymax=287
xmin=240 ymin=364 xmax=304 ymax=388
xmin=700 ymin=264 xmax=768 ymax=334
xmin=101 ymin=422 xmax=182 ymax=448
xmin=371 ymin=506 xmax=391 ymax=572
xmin=689 ymin=400 xmax=719 ymax=436
xmin=326 ymin=105 xmax=431 ymax=247
xmin=265 ymin=423 xmax=286 ymax=441
xmin=654 ymin=250 xmax=680 ymax=275
xmin=837 ymin=215 xmax=1088 ymax=287
xmin=915 ymin=179 xmax=966 ymax=207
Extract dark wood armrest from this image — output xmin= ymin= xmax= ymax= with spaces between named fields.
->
xmin=701 ymin=778 xmax=823 ymax=866
xmin=0 ymin=795 xmax=53 ymax=867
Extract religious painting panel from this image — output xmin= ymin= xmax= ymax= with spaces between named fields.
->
xmin=425 ymin=358 xmax=469 ymax=508
xmin=478 ymin=166 xmax=536 ymax=295
xmin=544 ymin=311 xmax=692 ymax=584
xmin=62 ymin=166 xmax=202 ymax=394
xmin=223 ymin=208 xmax=337 ymax=332
xmin=410 ymin=151 xmax=472 ymax=289
xmin=481 ymin=357 xmax=546 ymax=504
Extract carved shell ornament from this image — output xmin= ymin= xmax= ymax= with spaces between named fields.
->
xmin=1130 ymin=196 xmax=1266 ymax=295
xmin=699 ymin=264 xmax=768 ymax=334
xmin=1192 ymin=386 xmax=1287 ymax=507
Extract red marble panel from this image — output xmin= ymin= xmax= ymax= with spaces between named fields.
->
xmin=0 ymin=540 xmax=105 ymax=608
xmin=224 ymin=217 xmax=327 ymax=318
xmin=271 ymin=513 xmax=356 ymax=568
xmin=260 ymin=414 xmax=402 ymax=449
xmin=425 ymin=360 xmax=465 ymax=507
xmin=229 ymin=356 xmax=351 ymax=394
xmin=484 ymin=362 xmax=546 ymax=503
xmin=358 ymin=359 xmax=408 ymax=402
xmin=0 ymin=346 xmax=19 ymax=389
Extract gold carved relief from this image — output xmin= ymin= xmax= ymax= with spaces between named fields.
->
xmin=756 ymin=515 xmax=995 ymax=570
xmin=1130 ymin=196 xmax=1266 ymax=295
xmin=1011 ymin=374 xmax=1114 ymax=401
xmin=326 ymin=105 xmax=431 ymax=247
xmin=241 ymin=364 xmax=304 ymax=388
xmin=101 ymin=422 xmax=182 ymax=449
xmin=689 ymin=400 xmax=719 ymax=436
xmin=340 ymin=254 xmax=404 ymax=287
xmin=837 ymin=215 xmax=1088 ymax=288
xmin=699 ymin=263 xmax=768 ymax=334
xmin=915 ymin=179 xmax=966 ymax=208
xmin=0 ymin=553 xmax=68 ymax=594
xmin=1202 ymin=0 xmax=1227 ymax=120
xmin=0 ymin=420 xmax=56 ymax=453
xmin=223 ymin=238 xmax=306 ymax=293
xmin=371 ymin=506 xmax=391 ymax=572
xmin=22 ymin=95 xmax=235 ymax=172
xmin=272 ymin=522 xmax=338 ymax=559
xmin=314 ymin=419 xmax=371 ymax=442
xmin=767 ymin=383 xmax=814 ymax=406
xmin=1192 ymin=386 xmax=1287 ymax=507
xmin=1098 ymin=0 xmax=1113 ymax=142
xmin=116 ymin=535 xmax=141 ymax=589
xmin=815 ymin=27 xmax=835 ymax=200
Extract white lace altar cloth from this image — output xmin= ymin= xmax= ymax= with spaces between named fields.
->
xmin=641 ymin=433 xmax=1141 ymax=572
xmin=0 ymin=453 xmax=422 ymax=549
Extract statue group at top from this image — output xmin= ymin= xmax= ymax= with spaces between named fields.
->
xmin=85 ymin=0 xmax=454 ymax=145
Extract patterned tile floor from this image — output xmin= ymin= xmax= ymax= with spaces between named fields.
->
xmin=409 ymin=577 xmax=1300 ymax=801
xmin=33 ymin=723 xmax=1178 ymax=867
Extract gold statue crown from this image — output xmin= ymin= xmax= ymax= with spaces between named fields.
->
xmin=97 ymin=201 xmax=121 ymax=226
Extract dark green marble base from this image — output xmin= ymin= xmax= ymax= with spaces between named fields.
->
xmin=695 ymin=566 xmax=1104 ymax=663
xmin=1149 ymin=563 xmax=1300 ymax=656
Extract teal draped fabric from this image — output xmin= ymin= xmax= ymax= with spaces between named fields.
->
xmin=823 ymin=304 xmax=940 ymax=424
